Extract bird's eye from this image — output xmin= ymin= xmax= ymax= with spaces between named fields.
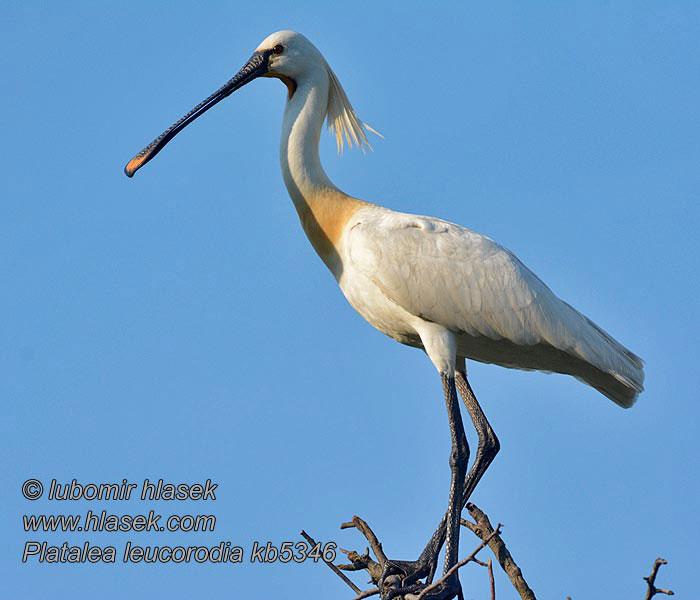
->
xmin=272 ymin=44 xmax=284 ymax=55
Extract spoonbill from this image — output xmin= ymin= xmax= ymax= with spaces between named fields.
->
xmin=125 ymin=30 xmax=644 ymax=600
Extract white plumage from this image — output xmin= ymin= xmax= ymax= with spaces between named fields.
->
xmin=341 ymin=206 xmax=643 ymax=407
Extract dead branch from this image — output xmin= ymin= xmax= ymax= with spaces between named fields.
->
xmin=643 ymin=558 xmax=674 ymax=599
xmin=307 ymin=509 xmax=676 ymax=600
xmin=323 ymin=514 xmax=501 ymax=600
xmin=336 ymin=516 xmax=388 ymax=584
xmin=463 ymin=555 xmax=495 ymax=600
xmin=352 ymin=588 xmax=381 ymax=600
xmin=341 ymin=516 xmax=390 ymax=565
xmin=300 ymin=530 xmax=361 ymax=594
xmin=461 ymin=503 xmax=536 ymax=600
xmin=337 ymin=546 xmax=384 ymax=584
xmin=487 ymin=557 xmax=496 ymax=600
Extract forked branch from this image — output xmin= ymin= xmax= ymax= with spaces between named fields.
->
xmin=643 ymin=558 xmax=674 ymax=599
xmin=461 ymin=503 xmax=536 ymax=600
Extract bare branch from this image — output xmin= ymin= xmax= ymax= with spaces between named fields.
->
xmin=461 ymin=503 xmax=536 ymax=600
xmin=337 ymin=546 xmax=383 ymax=584
xmin=352 ymin=588 xmax=381 ymax=600
xmin=300 ymin=530 xmax=361 ymax=594
xmin=643 ymin=558 xmax=674 ymax=599
xmin=341 ymin=516 xmax=389 ymax=566
xmin=309 ymin=509 xmax=674 ymax=600
xmin=488 ymin=557 xmax=495 ymax=600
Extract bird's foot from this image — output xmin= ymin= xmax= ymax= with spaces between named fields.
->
xmin=377 ymin=558 xmax=430 ymax=596
xmin=338 ymin=516 xmax=461 ymax=600
xmin=379 ymin=569 xmax=461 ymax=600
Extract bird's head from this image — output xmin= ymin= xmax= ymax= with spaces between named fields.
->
xmin=257 ymin=30 xmax=324 ymax=93
xmin=124 ymin=29 xmax=376 ymax=178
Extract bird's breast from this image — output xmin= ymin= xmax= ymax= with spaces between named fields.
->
xmin=337 ymin=236 xmax=423 ymax=348
xmin=339 ymin=272 xmax=422 ymax=347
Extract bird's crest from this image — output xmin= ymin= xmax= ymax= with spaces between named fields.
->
xmin=324 ymin=60 xmax=382 ymax=154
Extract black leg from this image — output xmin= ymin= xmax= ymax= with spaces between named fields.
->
xmin=394 ymin=369 xmax=500 ymax=588
xmin=455 ymin=370 xmax=500 ymax=505
xmin=379 ymin=369 xmax=498 ymax=599
xmin=380 ymin=373 xmax=469 ymax=600
xmin=440 ymin=372 xmax=470 ymax=581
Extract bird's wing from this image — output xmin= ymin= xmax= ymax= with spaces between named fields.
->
xmin=345 ymin=207 xmax=644 ymax=405
xmin=346 ymin=208 xmax=558 ymax=345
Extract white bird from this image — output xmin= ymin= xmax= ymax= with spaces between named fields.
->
xmin=125 ymin=30 xmax=644 ymax=600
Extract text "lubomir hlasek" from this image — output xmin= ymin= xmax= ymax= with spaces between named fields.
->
xmin=46 ymin=479 xmax=217 ymax=501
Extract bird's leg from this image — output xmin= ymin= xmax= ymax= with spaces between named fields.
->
xmin=392 ymin=368 xmax=500 ymax=588
xmin=438 ymin=372 xmax=470 ymax=590
xmin=454 ymin=370 xmax=500 ymax=505
xmin=380 ymin=373 xmax=469 ymax=600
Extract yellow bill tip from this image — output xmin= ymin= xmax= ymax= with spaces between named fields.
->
xmin=124 ymin=154 xmax=146 ymax=178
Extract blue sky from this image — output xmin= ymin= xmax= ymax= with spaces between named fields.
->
xmin=3 ymin=2 xmax=699 ymax=598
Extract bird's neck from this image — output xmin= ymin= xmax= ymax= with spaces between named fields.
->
xmin=280 ymin=75 xmax=367 ymax=275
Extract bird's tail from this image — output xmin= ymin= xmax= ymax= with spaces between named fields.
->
xmin=574 ymin=317 xmax=645 ymax=408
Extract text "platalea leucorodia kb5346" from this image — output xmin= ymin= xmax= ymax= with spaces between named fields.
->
xmin=125 ymin=30 xmax=644 ymax=600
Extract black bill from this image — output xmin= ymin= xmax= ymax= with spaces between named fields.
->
xmin=124 ymin=50 xmax=270 ymax=178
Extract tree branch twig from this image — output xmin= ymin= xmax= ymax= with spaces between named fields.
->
xmin=352 ymin=588 xmax=381 ymax=600
xmin=301 ymin=530 xmax=361 ymax=595
xmin=461 ymin=503 xmax=536 ymax=600
xmin=487 ymin=557 xmax=496 ymax=600
xmin=643 ymin=558 xmax=674 ymax=599
xmin=341 ymin=516 xmax=389 ymax=565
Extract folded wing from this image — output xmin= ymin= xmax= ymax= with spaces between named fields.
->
xmin=347 ymin=209 xmax=644 ymax=407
